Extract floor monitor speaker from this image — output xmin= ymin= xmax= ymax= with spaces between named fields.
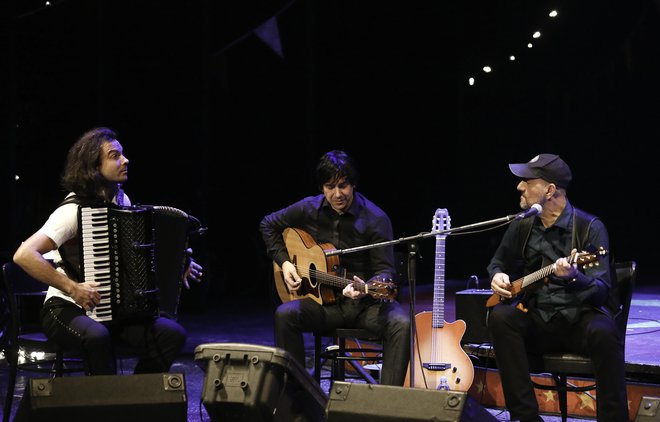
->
xmin=14 ymin=373 xmax=187 ymax=422
xmin=326 ymin=381 xmax=497 ymax=421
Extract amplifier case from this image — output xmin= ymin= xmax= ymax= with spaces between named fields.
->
xmin=455 ymin=289 xmax=492 ymax=344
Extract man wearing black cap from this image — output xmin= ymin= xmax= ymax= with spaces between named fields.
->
xmin=486 ymin=154 xmax=628 ymax=422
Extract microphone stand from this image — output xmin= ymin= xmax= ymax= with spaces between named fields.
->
xmin=325 ymin=210 xmax=525 ymax=386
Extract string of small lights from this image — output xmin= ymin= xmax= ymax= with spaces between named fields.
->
xmin=468 ymin=9 xmax=560 ymax=87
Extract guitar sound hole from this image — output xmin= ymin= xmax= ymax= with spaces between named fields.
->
xmin=309 ymin=264 xmax=317 ymax=287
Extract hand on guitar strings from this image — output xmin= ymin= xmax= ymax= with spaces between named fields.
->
xmin=490 ymin=272 xmax=513 ymax=300
xmin=183 ymin=248 xmax=204 ymax=289
xmin=343 ymin=276 xmax=368 ymax=300
xmin=282 ymin=261 xmax=302 ymax=291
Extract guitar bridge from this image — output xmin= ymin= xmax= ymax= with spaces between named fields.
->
xmin=422 ymin=363 xmax=451 ymax=371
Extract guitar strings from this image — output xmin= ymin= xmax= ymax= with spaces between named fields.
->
xmin=292 ymin=264 xmax=358 ymax=288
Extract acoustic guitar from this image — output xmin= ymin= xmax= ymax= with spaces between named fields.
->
xmin=403 ymin=209 xmax=474 ymax=391
xmin=273 ymin=227 xmax=398 ymax=305
xmin=485 ymin=247 xmax=608 ymax=308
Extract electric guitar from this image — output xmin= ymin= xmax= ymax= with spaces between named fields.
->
xmin=403 ymin=209 xmax=474 ymax=391
xmin=485 ymin=247 xmax=608 ymax=308
xmin=273 ymin=227 xmax=398 ymax=305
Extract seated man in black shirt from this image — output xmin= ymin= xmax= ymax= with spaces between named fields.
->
xmin=487 ymin=153 xmax=627 ymax=422
xmin=259 ymin=150 xmax=410 ymax=386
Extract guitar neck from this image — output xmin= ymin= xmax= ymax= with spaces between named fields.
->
xmin=515 ymin=262 xmax=555 ymax=290
xmin=430 ymin=208 xmax=450 ymax=328
xmin=432 ymin=235 xmax=447 ymax=328
xmin=514 ymin=249 xmax=583 ymax=290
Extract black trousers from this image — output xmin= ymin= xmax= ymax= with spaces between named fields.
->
xmin=274 ymin=297 xmax=411 ymax=386
xmin=488 ymin=304 xmax=629 ymax=422
xmin=41 ymin=297 xmax=186 ymax=375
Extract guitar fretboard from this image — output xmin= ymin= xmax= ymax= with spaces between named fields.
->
xmin=432 ymin=235 xmax=446 ymax=328
xmin=431 ymin=208 xmax=450 ymax=329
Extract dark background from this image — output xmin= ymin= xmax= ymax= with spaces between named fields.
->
xmin=2 ymin=0 xmax=659 ymax=313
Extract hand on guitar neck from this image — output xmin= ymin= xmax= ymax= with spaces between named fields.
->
xmin=344 ymin=275 xmax=391 ymax=300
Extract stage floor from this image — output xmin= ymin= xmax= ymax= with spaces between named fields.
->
xmin=2 ymin=280 xmax=659 ymax=421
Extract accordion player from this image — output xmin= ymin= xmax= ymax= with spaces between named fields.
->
xmin=58 ymin=204 xmax=201 ymax=323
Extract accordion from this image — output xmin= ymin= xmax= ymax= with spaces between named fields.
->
xmin=59 ymin=204 xmax=198 ymax=323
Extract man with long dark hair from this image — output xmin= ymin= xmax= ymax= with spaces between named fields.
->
xmin=13 ymin=127 xmax=203 ymax=375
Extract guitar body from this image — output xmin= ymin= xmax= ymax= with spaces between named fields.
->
xmin=273 ymin=228 xmax=339 ymax=305
xmin=404 ymin=311 xmax=474 ymax=391
xmin=485 ymin=278 xmax=547 ymax=307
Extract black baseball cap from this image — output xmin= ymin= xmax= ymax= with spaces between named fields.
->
xmin=508 ymin=153 xmax=572 ymax=188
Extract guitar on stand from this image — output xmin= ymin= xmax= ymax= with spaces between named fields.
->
xmin=403 ymin=208 xmax=474 ymax=391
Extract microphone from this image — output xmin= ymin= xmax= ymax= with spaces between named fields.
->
xmin=509 ymin=203 xmax=542 ymax=220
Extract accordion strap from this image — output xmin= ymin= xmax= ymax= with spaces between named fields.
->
xmin=57 ymin=193 xmax=108 ymax=208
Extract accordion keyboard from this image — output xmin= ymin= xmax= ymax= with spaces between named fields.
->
xmin=80 ymin=207 xmax=114 ymax=322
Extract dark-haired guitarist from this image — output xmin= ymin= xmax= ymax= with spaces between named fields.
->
xmin=259 ymin=150 xmax=410 ymax=386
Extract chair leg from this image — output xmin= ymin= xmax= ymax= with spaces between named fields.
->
xmin=55 ymin=350 xmax=64 ymax=376
xmin=314 ymin=334 xmax=323 ymax=383
xmin=3 ymin=352 xmax=19 ymax=422
xmin=335 ymin=337 xmax=346 ymax=381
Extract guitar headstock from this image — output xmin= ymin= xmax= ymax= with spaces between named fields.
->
xmin=572 ymin=246 xmax=608 ymax=268
xmin=432 ymin=208 xmax=451 ymax=234
xmin=365 ymin=276 xmax=398 ymax=301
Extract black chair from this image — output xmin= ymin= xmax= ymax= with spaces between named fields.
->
xmin=1 ymin=261 xmax=86 ymax=422
xmin=530 ymin=260 xmax=637 ymax=422
xmin=313 ymin=328 xmax=383 ymax=386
